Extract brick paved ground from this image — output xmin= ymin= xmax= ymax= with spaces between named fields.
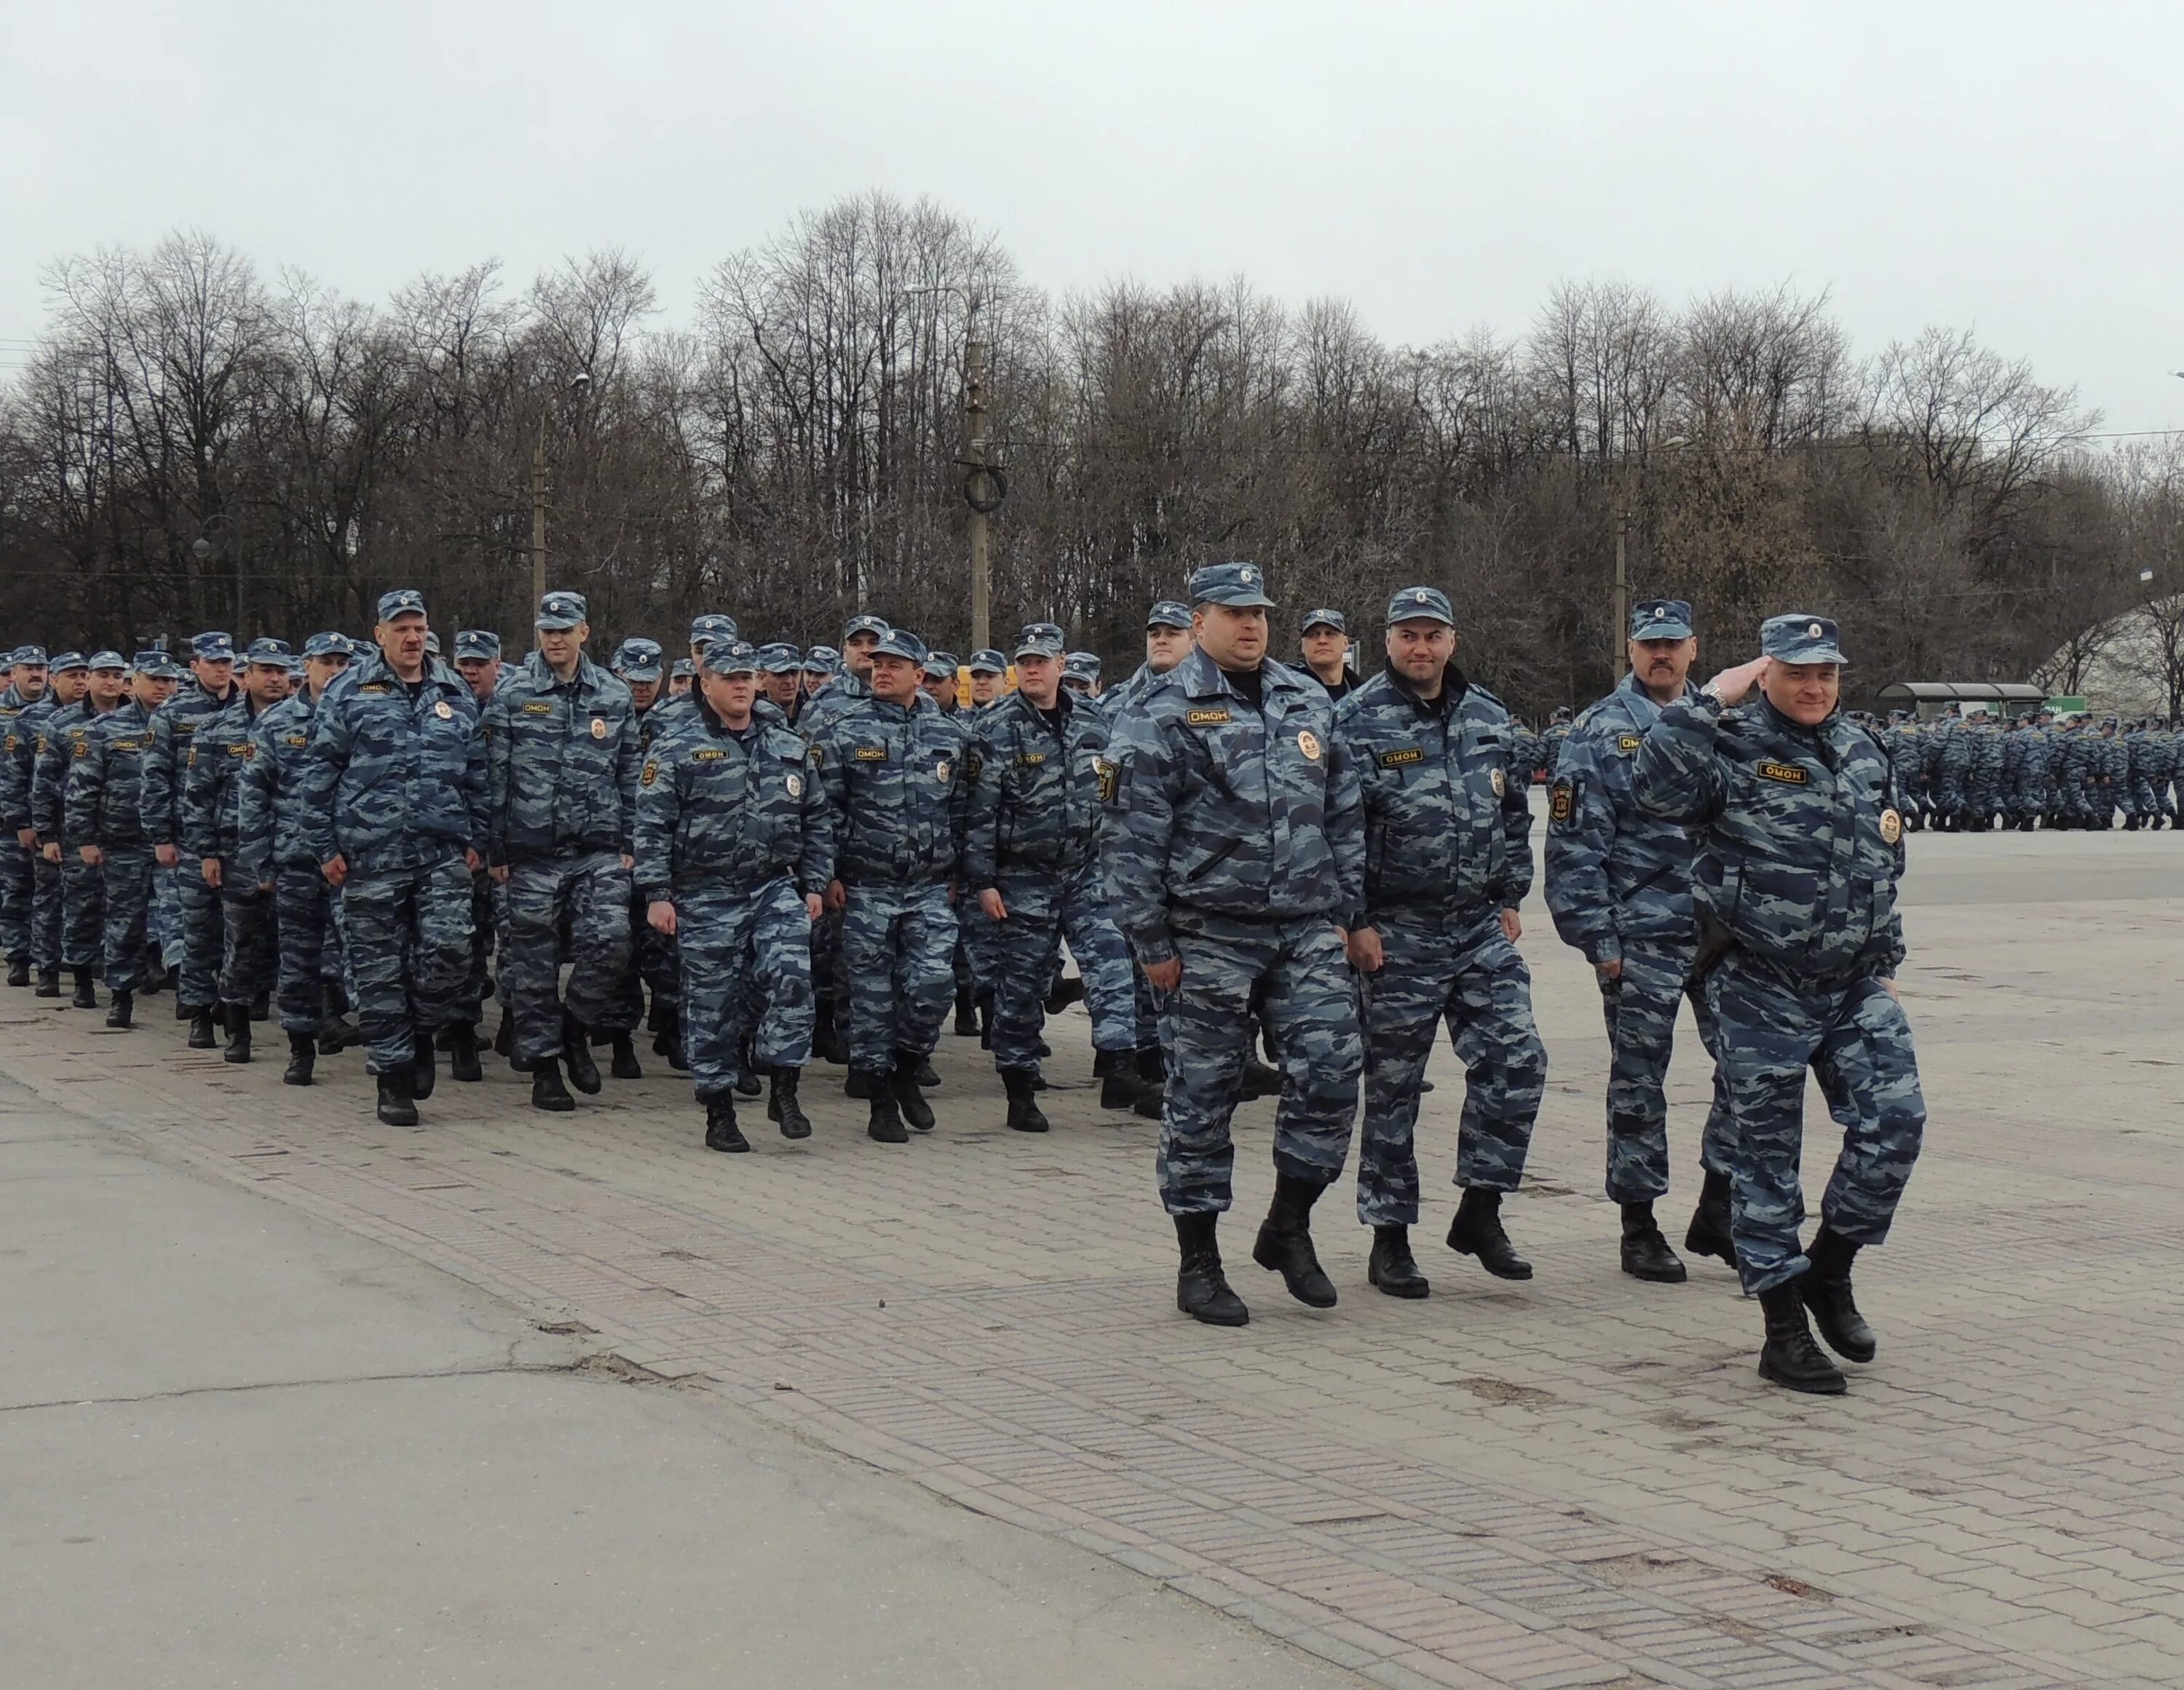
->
xmin=4 ymin=824 xmax=2180 ymax=1690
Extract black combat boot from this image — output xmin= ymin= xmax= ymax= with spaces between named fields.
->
xmin=222 ymin=1005 xmax=253 ymax=1064
xmin=411 ymin=1030 xmax=438 ymax=1100
xmin=767 ymin=1066 xmax=812 ymax=1140
xmin=561 ymin=1012 xmax=601 ymax=1095
xmin=732 ymin=1039 xmax=759 ymax=1094
xmin=1045 ymin=974 xmax=1085 ymax=1015
xmin=250 ymin=990 xmax=269 ymax=1022
xmin=610 ymin=1032 xmax=644 ymax=1082
xmin=1133 ymin=1047 xmax=1166 ymax=1119
xmin=105 ymin=989 xmax=133 ymax=1030
xmin=1447 ymin=1187 xmax=1532 ymax=1280
xmin=1757 ymin=1280 xmax=1847 ymax=1395
xmin=660 ymin=1011 xmax=688 ymax=1071
xmin=1094 ymin=1048 xmax=1147 ymax=1111
xmin=863 ymin=1073 xmax=908 ymax=1143
xmin=447 ymin=1020 xmax=482 ymax=1082
xmin=812 ymin=1004 xmax=846 ymax=1066
xmin=1252 ymin=1173 xmax=1338 ymax=1307
xmin=1800 ymin=1223 xmax=1876 ymax=1362
xmin=1239 ymin=1055 xmax=1281 ymax=1100
xmin=493 ymin=1013 xmax=515 ymax=1060
xmin=953 ymin=981 xmax=978 ymax=1036
xmin=71 ymin=967 xmax=98 ymax=1009
xmin=912 ymin=1054 xmax=941 ymax=1088
xmin=1685 ymin=1167 xmax=1738 ymax=1267
xmin=531 ymin=1058 xmax=575 ymax=1113
xmin=7 ymin=955 xmax=29 ymax=987
xmin=1620 ymin=1199 xmax=1688 ymax=1283
xmin=376 ymin=1068 xmax=419 ymax=1127
xmin=1174 ymin=1212 xmax=1249 ymax=1327
xmin=893 ymin=1050 xmax=935 ymax=1132
xmin=1001 ymin=1066 xmax=1049 ymax=1133
xmin=282 ymin=1031 xmax=315 ymax=1086
xmin=33 ymin=967 xmax=60 ymax=998
xmin=186 ymin=1006 xmax=217 ymax=1048
xmin=704 ymin=1095 xmax=749 ymax=1152
xmin=1367 ymin=1223 xmax=1430 ymax=1298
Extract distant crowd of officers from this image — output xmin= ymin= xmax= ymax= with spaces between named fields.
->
xmin=3 ymin=575 xmax=1958 ymax=1396
xmin=1876 ymin=709 xmax=2181 ymax=832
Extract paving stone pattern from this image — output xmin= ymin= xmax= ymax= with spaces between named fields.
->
xmin=4 ymin=828 xmax=2180 ymax=1690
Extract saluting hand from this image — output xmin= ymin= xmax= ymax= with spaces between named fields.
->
xmin=1704 ymin=655 xmax=1772 ymax=706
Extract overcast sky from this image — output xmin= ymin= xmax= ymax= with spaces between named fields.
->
xmin=4 ymin=0 xmax=2179 ymax=434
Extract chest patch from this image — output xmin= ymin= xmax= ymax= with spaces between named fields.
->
xmin=786 ymin=772 xmax=803 ymax=798
xmin=521 ymin=702 xmax=554 ymax=715
xmin=285 ymin=734 xmax=309 ymax=747
xmin=227 ymin=741 xmax=253 ymax=758
xmin=852 ymin=746 xmax=887 ymax=762
xmin=1184 ymin=707 xmax=1231 ymax=727
xmin=692 ymin=747 xmax=727 ymax=762
xmin=357 ymin=685 xmax=389 ymax=697
xmin=1549 ymin=779 xmax=1574 ymax=822
xmin=1297 ymin=729 xmax=1322 ymax=761
xmin=434 ymin=700 xmax=454 ymax=720
xmin=1377 ymin=747 xmax=1423 ymax=768
xmin=935 ymin=759 xmax=951 ymax=785
xmin=1757 ymin=761 xmax=1809 ymax=785
xmin=590 ymin=716 xmax=607 ymax=739
xmin=1093 ymin=756 xmax=1118 ymax=804
xmin=640 ymin=759 xmax=659 ymax=787
xmin=1016 ymin=751 xmax=1047 ymax=766
xmin=1616 ymin=733 xmax=1643 ymax=752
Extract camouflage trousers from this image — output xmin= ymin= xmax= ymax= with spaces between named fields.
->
xmin=0 ymin=838 xmax=31 ymax=960
xmin=2005 ymin=769 xmax=2045 ymax=822
xmin=95 ymin=846 xmax=157 ymax=993
xmin=608 ymin=886 xmax=678 ymax=1028
xmin=28 ymin=851 xmax=61 ymax=972
xmin=986 ymin=860 xmax=1136 ymax=1068
xmin=274 ymin=868 xmax=338 ymax=1034
xmin=218 ymin=877 xmax=279 ymax=1008
xmin=60 ymin=852 xmax=103 ymax=970
xmin=1156 ymin=914 xmax=1361 ymax=1217
xmin=676 ymin=876 xmax=814 ymax=1102
xmin=839 ymin=877 xmax=958 ymax=1071
xmin=173 ymin=865 xmax=223 ymax=1009
xmin=149 ymin=861 xmax=182 ymax=967
xmin=957 ymin=897 xmax=997 ymax=999
xmin=456 ymin=866 xmax=496 ymax=1025
xmin=344 ymin=856 xmax=474 ymax=1077
xmin=502 ymin=852 xmax=635 ymax=1063
xmin=1706 ymin=951 xmax=1926 ymax=1296
xmin=1355 ymin=905 xmax=1543 ymax=1226
xmin=1594 ymin=937 xmax=1733 ymax=1202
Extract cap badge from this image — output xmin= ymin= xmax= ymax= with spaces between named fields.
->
xmin=1414 ymin=590 xmax=1428 ymax=603
xmin=1240 ymin=566 xmax=1257 ymax=584
xmin=1808 ymin=622 xmax=1823 ymax=639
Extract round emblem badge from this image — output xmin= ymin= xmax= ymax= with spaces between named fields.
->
xmin=935 ymin=759 xmax=951 ymax=785
xmin=1879 ymin=807 xmax=1902 ymax=844
xmin=786 ymin=772 xmax=802 ymax=798
xmin=1491 ymin=766 xmax=1506 ymax=797
xmin=1297 ymin=729 xmax=1321 ymax=761
xmin=433 ymin=700 xmax=453 ymax=720
xmin=1808 ymin=622 xmax=1823 ymax=639
xmin=590 ymin=716 xmax=607 ymax=739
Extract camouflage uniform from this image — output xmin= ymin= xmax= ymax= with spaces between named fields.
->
xmin=1101 ymin=631 xmax=1363 ymax=1215
xmin=0 ymin=671 xmax=42 ymax=967
xmin=2096 ymin=723 xmax=2128 ymax=826
xmin=33 ymin=693 xmax=111 ymax=973
xmin=483 ymin=640 xmax=642 ymax=1068
xmin=1546 ymin=667 xmax=1732 ymax=1203
xmin=2126 ymin=724 xmax=2161 ymax=825
xmin=300 ymin=642 xmax=488 ymax=1079
xmin=238 ymin=683 xmax=341 ymax=1036
xmin=633 ymin=670 xmax=834 ymax=1103
xmin=65 ymin=693 xmax=161 ymax=993
xmin=2154 ymin=726 xmax=2180 ymax=826
xmin=813 ymin=672 xmax=971 ymax=1072
xmin=1632 ymin=617 xmax=1924 ymax=1298
xmin=2006 ymin=718 xmax=2049 ymax=826
xmin=141 ymin=650 xmax=241 ymax=1009
xmin=183 ymin=680 xmax=284 ymax=1016
xmin=1336 ymin=640 xmax=1539 ymax=1224
xmin=964 ymin=676 xmax=1136 ymax=1068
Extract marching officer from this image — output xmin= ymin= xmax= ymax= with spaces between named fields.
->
xmin=449 ymin=630 xmax=504 ymax=1063
xmin=300 ymin=589 xmax=488 ymax=1126
xmin=484 ymin=591 xmax=642 ymax=1111
xmin=1101 ymin=562 xmax=1364 ymax=1327
xmin=1633 ymin=614 xmax=1926 ymax=1395
xmin=609 ymin=636 xmax=684 ymax=1069
xmin=64 ymin=651 xmax=179 ymax=1027
xmin=237 ymin=632 xmax=356 ymax=1084
xmin=634 ymin=640 xmax=834 ymax=1151
xmin=812 ymin=627 xmax=970 ymax=1142
xmin=36 ymin=651 xmax=130 ymax=1009
xmin=0 ymin=646 xmax=50 ymax=985
xmin=965 ymin=622 xmax=1149 ymax=1132
xmin=1334 ymin=589 xmax=1543 ymax=1299
xmin=141 ymin=632 xmax=240 ymax=1043
xmin=1545 ymin=599 xmax=1733 ymax=1283
xmin=183 ymin=638 xmax=293 ymax=1061
xmin=8 ymin=652 xmax=87 ymax=998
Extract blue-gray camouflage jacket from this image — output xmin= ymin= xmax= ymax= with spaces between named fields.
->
xmin=1100 ymin=648 xmax=1360 ymax=965
xmin=633 ymin=696 xmax=834 ymax=902
xmin=181 ymin=693 xmax=279 ymax=865
xmin=300 ymin=651 xmax=488 ymax=873
xmin=1 ymin=691 xmax=57 ymax=832
xmin=1333 ymin=665 xmax=1529 ymax=929
xmin=1543 ymin=673 xmax=1698 ymax=964
xmin=139 ymin=680 xmax=239 ymax=849
xmin=63 ymin=699 xmax=156 ymax=849
xmin=31 ymin=701 xmax=101 ymax=845
xmin=1632 ymin=694 xmax=1906 ymax=983
xmin=963 ymin=689 xmax=1110 ymax=889
xmin=235 ymin=690 xmax=322 ymax=879
xmin=813 ymin=691 xmax=970 ymax=884
xmin=483 ymin=651 xmax=639 ymax=865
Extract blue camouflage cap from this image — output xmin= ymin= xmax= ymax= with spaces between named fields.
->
xmin=757 ymin=641 xmax=803 ymax=675
xmin=12 ymin=645 xmax=47 ymax=667
xmin=303 ymin=631 xmax=354 ymax=659
xmin=1301 ymin=607 xmax=1348 ymax=634
xmin=1063 ymin=651 xmax=1102 ymax=681
xmin=1144 ymin=600 xmax=1192 ymax=631
xmin=699 ymin=640 xmax=761 ymax=678
xmin=1759 ymin=613 xmax=1847 ymax=665
xmin=50 ymin=651 xmax=87 ymax=673
xmin=670 ymin=656 xmax=695 ymax=680
xmin=842 ymin=613 xmax=890 ymax=643
xmin=802 ymin=644 xmax=839 ymax=674
xmin=688 ymin=614 xmax=738 ymax=650
xmin=243 ymin=636 xmax=292 ymax=665
xmin=536 ymin=590 xmax=587 ymax=630
xmin=871 ymin=627 xmax=929 ymax=664
xmin=452 ymin=629 xmax=501 ymax=661
xmin=613 ymin=637 xmax=665 ymax=680
xmin=1188 ymin=561 xmax=1275 ymax=608
xmin=191 ymin=630 xmax=237 ymax=660
xmin=1631 ymin=598 xmax=1695 ymax=640
xmin=1386 ymin=586 xmax=1454 ymax=626
xmin=424 ymin=632 xmax=441 ymax=656
xmin=1014 ymin=620 xmax=1065 ymax=659
xmin=87 ymin=649 xmax=128 ymax=672
xmin=922 ymin=650 xmax=958 ymax=681
xmin=376 ymin=589 xmax=427 ymax=622
xmin=130 ymin=649 xmax=170 ymax=674
xmin=967 ymin=648 xmax=1008 ymax=675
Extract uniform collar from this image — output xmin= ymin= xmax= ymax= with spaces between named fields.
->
xmin=1617 ymin=670 xmax=1694 ymax=729
xmin=1174 ymin=645 xmax=1299 ymax=701
xmin=524 ymin=649 xmax=597 ymax=691
xmin=1387 ymin=662 xmax=1466 ymax=717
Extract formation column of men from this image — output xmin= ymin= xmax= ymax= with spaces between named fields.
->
xmin=2 ymin=570 xmax=1936 ymax=1394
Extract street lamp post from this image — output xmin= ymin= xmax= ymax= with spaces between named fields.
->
xmin=531 ymin=372 xmax=592 ymax=614
xmin=907 ymin=284 xmax=994 ymax=653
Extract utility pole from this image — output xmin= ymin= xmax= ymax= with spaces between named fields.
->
xmin=965 ymin=301 xmax=990 ymax=654
xmin=531 ymin=407 xmax=550 ymax=614
xmin=1610 ymin=503 xmax=1629 ymax=677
